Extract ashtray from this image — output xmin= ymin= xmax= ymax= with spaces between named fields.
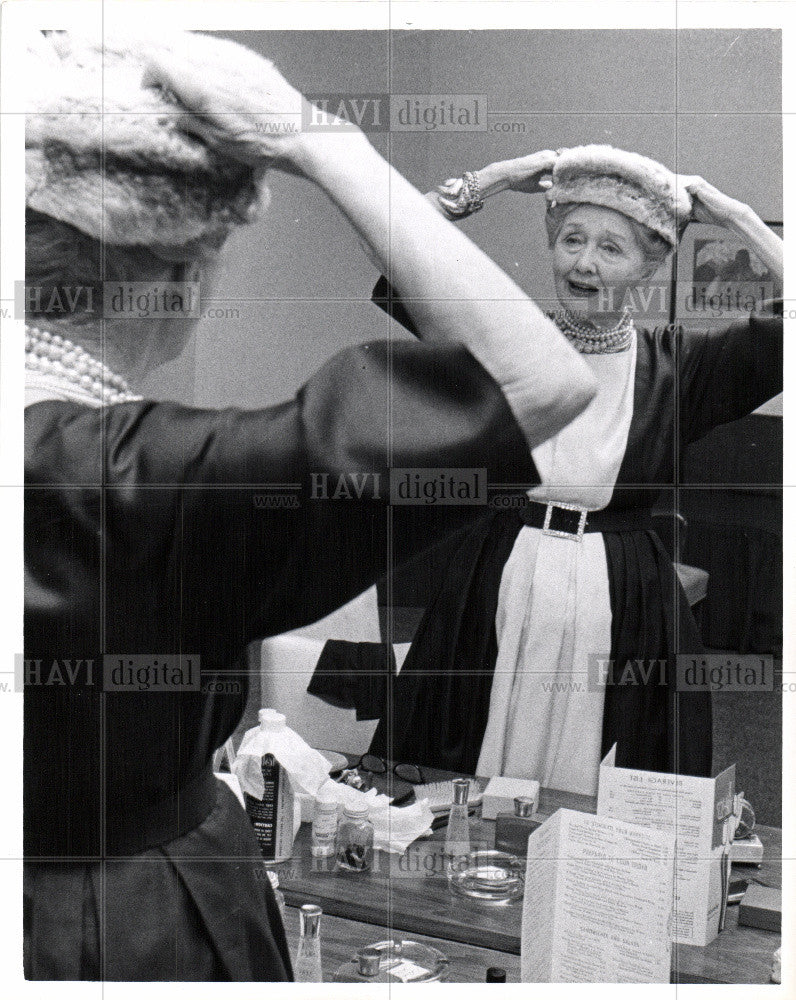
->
xmin=333 ymin=939 xmax=449 ymax=982
xmin=447 ymin=850 xmax=524 ymax=902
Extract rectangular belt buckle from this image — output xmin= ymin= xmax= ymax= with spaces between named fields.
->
xmin=542 ymin=502 xmax=588 ymax=541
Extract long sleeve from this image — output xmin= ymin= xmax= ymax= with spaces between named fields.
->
xmin=26 ymin=338 xmax=537 ymax=658
xmin=679 ymin=304 xmax=783 ymax=445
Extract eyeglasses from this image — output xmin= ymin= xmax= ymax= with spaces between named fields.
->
xmin=331 ymin=753 xmax=425 ymax=786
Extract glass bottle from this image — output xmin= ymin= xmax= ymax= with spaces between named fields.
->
xmin=494 ymin=796 xmax=542 ymax=857
xmin=335 ymin=803 xmax=375 ymax=872
xmin=311 ymin=796 xmax=339 ymax=858
xmin=266 ymin=868 xmax=286 ymax=924
xmin=294 ymin=904 xmax=323 ymax=982
xmin=444 ymin=778 xmax=471 ymax=869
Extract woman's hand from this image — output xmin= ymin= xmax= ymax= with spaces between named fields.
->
xmin=497 ymin=149 xmax=560 ymax=194
xmin=680 ymin=175 xmax=751 ymax=228
xmin=681 ymin=175 xmax=783 ymax=283
xmin=475 ymin=150 xmax=559 ymax=199
xmin=141 ymin=32 xmax=319 ymax=170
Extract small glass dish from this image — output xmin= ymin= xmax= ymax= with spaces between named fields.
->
xmin=333 ymin=939 xmax=449 ymax=982
xmin=447 ymin=850 xmax=525 ymax=902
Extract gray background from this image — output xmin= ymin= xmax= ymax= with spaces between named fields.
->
xmin=140 ymin=28 xmax=782 ymax=407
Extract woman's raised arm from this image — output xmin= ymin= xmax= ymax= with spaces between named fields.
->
xmin=143 ymin=37 xmax=595 ymax=451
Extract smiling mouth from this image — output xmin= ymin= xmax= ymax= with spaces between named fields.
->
xmin=566 ymin=278 xmax=599 ymax=297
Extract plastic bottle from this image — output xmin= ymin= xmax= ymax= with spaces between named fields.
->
xmin=294 ymin=904 xmax=323 ymax=982
xmin=311 ymin=795 xmax=339 ymax=858
xmin=243 ymin=709 xmax=295 ymax=862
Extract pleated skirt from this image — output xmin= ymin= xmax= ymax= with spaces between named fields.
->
xmin=24 ymin=780 xmax=293 ymax=981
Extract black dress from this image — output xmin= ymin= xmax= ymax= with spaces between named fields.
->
xmin=24 ymin=338 xmax=536 ymax=980
xmin=366 ymin=280 xmax=782 ymax=781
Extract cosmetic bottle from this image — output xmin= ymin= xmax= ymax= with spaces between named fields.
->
xmin=494 ymin=796 xmax=541 ymax=857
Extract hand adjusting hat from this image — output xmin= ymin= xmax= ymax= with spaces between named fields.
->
xmin=545 ymin=144 xmax=692 ymax=246
xmin=25 ymin=29 xmax=269 ymax=255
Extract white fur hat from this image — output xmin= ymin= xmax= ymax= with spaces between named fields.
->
xmin=546 ymin=145 xmax=692 ymax=246
xmin=25 ymin=29 xmax=268 ymax=254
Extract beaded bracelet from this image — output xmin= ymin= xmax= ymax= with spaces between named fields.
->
xmin=462 ymin=171 xmax=484 ymax=213
xmin=435 ymin=171 xmax=484 ymax=219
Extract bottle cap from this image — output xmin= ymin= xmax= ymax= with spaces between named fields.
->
xmin=514 ymin=796 xmax=535 ymax=818
xmin=315 ymin=795 xmax=339 ymax=813
xmin=258 ymin=708 xmax=286 ymax=730
xmin=357 ymin=948 xmax=382 ymax=977
xmin=299 ymin=903 xmax=323 ymax=937
xmin=344 ymin=803 xmax=370 ymax=819
xmin=486 ymin=966 xmax=507 ymax=983
xmin=452 ymin=778 xmax=470 ymax=806
xmin=266 ymin=868 xmax=279 ymax=891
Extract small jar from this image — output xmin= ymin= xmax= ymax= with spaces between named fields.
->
xmin=311 ymin=796 xmax=339 ymax=858
xmin=335 ymin=803 xmax=374 ymax=872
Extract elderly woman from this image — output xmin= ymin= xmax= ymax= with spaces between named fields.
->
xmin=368 ymin=145 xmax=783 ymax=791
xmin=22 ymin=32 xmax=594 ymax=981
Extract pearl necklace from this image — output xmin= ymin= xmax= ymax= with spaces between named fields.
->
xmin=550 ymin=308 xmax=635 ymax=355
xmin=25 ymin=325 xmax=142 ymax=406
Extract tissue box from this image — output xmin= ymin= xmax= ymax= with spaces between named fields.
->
xmin=481 ymin=777 xmax=540 ymax=821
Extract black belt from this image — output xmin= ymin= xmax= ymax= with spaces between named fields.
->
xmin=517 ymin=500 xmax=656 ymax=540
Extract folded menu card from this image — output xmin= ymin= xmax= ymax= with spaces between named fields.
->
xmin=597 ymin=745 xmax=736 ymax=946
xmin=521 ymin=808 xmax=675 ymax=983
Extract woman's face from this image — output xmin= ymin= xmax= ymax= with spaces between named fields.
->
xmin=551 ymin=204 xmax=655 ymax=321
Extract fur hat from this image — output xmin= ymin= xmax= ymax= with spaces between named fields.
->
xmin=546 ymin=145 xmax=692 ymax=246
xmin=25 ymin=29 xmax=269 ymax=255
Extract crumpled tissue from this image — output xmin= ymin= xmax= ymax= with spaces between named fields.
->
xmin=232 ymin=716 xmax=331 ymax=839
xmin=233 ymin=719 xmax=331 ymax=800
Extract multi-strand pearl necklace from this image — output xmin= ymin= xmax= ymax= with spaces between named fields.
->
xmin=550 ymin=308 xmax=635 ymax=355
xmin=25 ymin=324 xmax=142 ymax=406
